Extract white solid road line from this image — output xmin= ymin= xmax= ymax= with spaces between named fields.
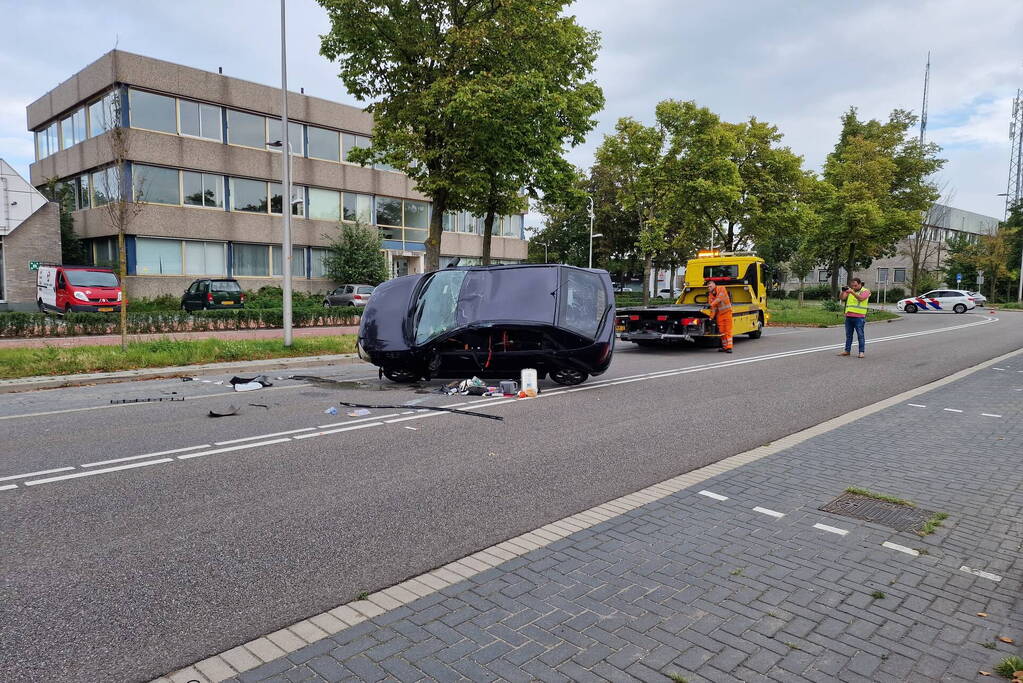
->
xmin=177 ymin=438 xmax=293 ymax=459
xmin=25 ymin=458 xmax=174 ymax=486
xmin=82 ymin=444 xmax=212 ymax=467
xmin=752 ymin=506 xmax=785 ymax=518
xmin=813 ymin=523 xmax=849 ymax=536
xmin=698 ymin=490 xmax=728 ymax=501
xmin=882 ymin=541 xmax=920 ymax=556
xmin=981 ymin=413 xmax=1002 ymax=418
xmin=0 ymin=484 xmax=18 ymax=492
xmin=908 ymin=404 xmax=926 ymax=408
xmin=943 ymin=408 xmax=963 ymax=413
xmin=292 ymin=422 xmax=382 ymax=440
xmin=215 ymin=427 xmax=317 ymax=445
xmin=960 ymin=566 xmax=1003 ymax=582
xmin=0 ymin=466 xmax=75 ymax=482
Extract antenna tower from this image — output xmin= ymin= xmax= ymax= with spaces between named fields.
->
xmin=1007 ymin=88 xmax=1023 ymax=216
xmin=920 ymin=52 xmax=930 ymax=144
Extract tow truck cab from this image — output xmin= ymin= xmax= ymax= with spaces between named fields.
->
xmin=615 ymin=251 xmax=770 ymax=345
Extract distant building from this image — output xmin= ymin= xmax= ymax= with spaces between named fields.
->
xmin=0 ymin=160 xmax=61 ymax=311
xmin=27 ymin=50 xmax=527 ymax=299
xmin=785 ymin=203 xmax=1001 ymax=292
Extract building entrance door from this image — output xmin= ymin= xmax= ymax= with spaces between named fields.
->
xmin=391 ymin=255 xmax=422 ymax=278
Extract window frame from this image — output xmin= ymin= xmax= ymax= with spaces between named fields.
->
xmin=229 ymin=177 xmax=270 ymax=213
xmin=128 ymin=88 xmax=180 ymax=135
xmin=178 ymin=99 xmax=224 ymax=142
xmin=231 ymin=243 xmax=272 ymax=278
xmin=307 ymin=125 xmax=341 ymax=162
xmin=182 ymin=171 xmax=225 ymax=210
xmin=226 ymin=109 xmax=269 ymax=150
xmin=132 ymin=164 xmax=181 ymax=206
xmin=893 ymin=268 xmax=906 ymax=284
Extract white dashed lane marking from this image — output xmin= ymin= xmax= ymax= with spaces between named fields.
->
xmin=943 ymin=408 xmax=963 ymax=413
xmin=82 ymin=444 xmax=211 ymax=467
xmin=882 ymin=541 xmax=920 ymax=556
xmin=698 ymin=490 xmax=728 ymax=501
xmin=960 ymin=566 xmax=1003 ymax=582
xmin=178 ymin=439 xmax=292 ymax=459
xmin=813 ymin=523 xmax=849 ymax=536
xmin=981 ymin=413 xmax=1002 ymax=418
xmin=0 ymin=466 xmax=75 ymax=482
xmin=0 ymin=484 xmax=18 ymax=492
xmin=907 ymin=404 xmax=926 ymax=408
xmin=752 ymin=506 xmax=785 ymax=518
xmin=25 ymin=458 xmax=174 ymax=486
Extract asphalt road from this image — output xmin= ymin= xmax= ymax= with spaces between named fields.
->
xmin=1 ymin=310 xmax=1020 ymax=682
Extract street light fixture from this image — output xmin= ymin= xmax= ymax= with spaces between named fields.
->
xmin=536 ymin=241 xmax=549 ymax=263
xmin=276 ymin=0 xmax=294 ymax=347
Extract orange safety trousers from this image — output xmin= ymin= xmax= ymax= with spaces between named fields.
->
xmin=716 ymin=311 xmax=733 ymax=349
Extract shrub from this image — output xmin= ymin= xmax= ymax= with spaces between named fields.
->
xmin=127 ymin=294 xmax=181 ymax=312
xmin=821 ymin=299 xmax=842 ymax=312
xmin=799 ymin=285 xmax=832 ymax=300
xmin=886 ymin=287 xmax=905 ymax=301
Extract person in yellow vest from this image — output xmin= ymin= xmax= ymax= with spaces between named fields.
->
xmin=706 ymin=280 xmax=733 ymax=353
xmin=838 ymin=277 xmax=870 ymax=358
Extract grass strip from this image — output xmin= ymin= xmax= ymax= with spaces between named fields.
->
xmin=845 ymin=486 xmax=915 ymax=507
xmin=769 ymin=300 xmax=899 ymax=327
xmin=0 ymin=335 xmax=357 ymax=380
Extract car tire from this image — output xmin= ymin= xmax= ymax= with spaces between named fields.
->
xmin=550 ymin=368 xmax=588 ymax=386
xmin=37 ymin=299 xmax=45 ymax=313
xmin=323 ymin=300 xmax=331 ymax=308
xmin=747 ymin=316 xmax=764 ymax=339
xmin=383 ymin=367 xmax=421 ymax=383
xmin=904 ymin=303 xmax=917 ymax=313
xmin=953 ymin=303 xmax=967 ymax=314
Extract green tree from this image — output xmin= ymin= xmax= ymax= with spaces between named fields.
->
xmin=317 ymin=0 xmax=601 ymax=271
xmin=942 ymin=234 xmax=979 ymax=291
xmin=787 ymin=242 xmax=817 ymax=307
xmin=41 ymin=178 xmax=87 ymax=265
xmin=974 ymin=226 xmax=1013 ymax=300
xmin=530 ymin=170 xmax=591 ymax=267
xmin=323 ymin=222 xmax=390 ymax=285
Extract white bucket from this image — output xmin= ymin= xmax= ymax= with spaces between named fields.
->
xmin=520 ymin=368 xmax=538 ymax=394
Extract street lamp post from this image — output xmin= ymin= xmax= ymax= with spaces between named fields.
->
xmin=587 ymin=196 xmax=595 ymax=269
xmin=278 ymin=0 xmax=293 ymax=347
xmin=537 ymin=241 xmax=549 ymax=263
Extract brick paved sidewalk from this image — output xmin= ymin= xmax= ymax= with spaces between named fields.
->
xmin=161 ymin=354 xmax=1023 ymax=683
xmin=0 ymin=325 xmax=358 ymax=349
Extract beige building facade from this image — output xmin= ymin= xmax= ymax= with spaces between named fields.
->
xmin=1 ymin=160 xmax=62 ymax=311
xmin=27 ymin=50 xmax=527 ymax=299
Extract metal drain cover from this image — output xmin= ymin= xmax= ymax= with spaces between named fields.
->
xmin=819 ymin=492 xmax=934 ymax=532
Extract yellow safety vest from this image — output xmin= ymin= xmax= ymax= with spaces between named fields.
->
xmin=845 ymin=288 xmax=869 ymax=315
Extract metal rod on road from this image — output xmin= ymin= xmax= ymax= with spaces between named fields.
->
xmin=280 ymin=0 xmax=293 ymax=347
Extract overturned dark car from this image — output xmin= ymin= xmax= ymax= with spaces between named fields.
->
xmin=358 ymin=264 xmax=616 ymax=386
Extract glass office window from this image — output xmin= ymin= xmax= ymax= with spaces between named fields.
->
xmin=92 ymin=237 xmax=119 ymax=266
xmin=61 ymin=115 xmax=75 ymax=150
xmin=179 ymin=100 xmax=223 ymax=141
xmin=230 ymin=178 xmax=268 ymax=213
xmin=510 ymin=214 xmax=524 ymax=239
xmin=72 ymin=108 xmax=86 ymax=145
xmin=133 ymin=165 xmax=180 ymax=205
xmin=403 ymin=200 xmax=429 ymax=229
xmin=267 ymin=119 xmax=304 ymax=155
xmin=272 ymin=246 xmax=307 ymax=277
xmin=88 ymin=91 xmax=119 ymax=137
xmin=129 ymin=89 xmax=177 ymax=133
xmin=136 ymin=237 xmax=183 ymax=275
xmin=342 ymin=192 xmax=373 ymax=224
xmin=46 ymin=123 xmax=59 ymax=155
xmin=269 ymin=183 xmax=305 ymax=216
xmin=310 ymin=248 xmax=329 ymax=278
xmin=375 ymin=197 xmax=402 ymax=226
xmin=442 ymin=212 xmax=456 ymax=232
xmin=233 ymin=243 xmax=270 ymax=277
xmin=91 ymin=167 xmax=120 ymax=207
xmin=184 ymin=241 xmax=227 ymax=275
xmin=183 ymin=171 xmax=224 ymax=208
xmin=308 ymin=188 xmax=341 ymax=221
xmin=342 ymin=133 xmax=371 ymax=163
xmin=76 ymin=174 xmax=90 ymax=210
xmin=307 ymin=126 xmax=340 ymax=161
xmin=227 ymin=110 xmax=267 ymax=148
xmin=35 ymin=131 xmax=46 ymax=160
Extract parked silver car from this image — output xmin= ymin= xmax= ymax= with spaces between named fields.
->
xmin=324 ymin=284 xmax=375 ymax=308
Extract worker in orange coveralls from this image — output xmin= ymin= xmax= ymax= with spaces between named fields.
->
xmin=706 ymin=280 xmax=733 ymax=353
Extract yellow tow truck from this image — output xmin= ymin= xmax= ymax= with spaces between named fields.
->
xmin=615 ymin=250 xmax=770 ymax=346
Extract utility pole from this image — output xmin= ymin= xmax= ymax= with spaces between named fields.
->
xmin=587 ymin=196 xmax=595 ymax=269
xmin=279 ymin=0 xmax=293 ymax=346
xmin=920 ymin=52 xmax=930 ymax=145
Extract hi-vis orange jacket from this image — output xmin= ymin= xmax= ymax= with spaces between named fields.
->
xmin=708 ymin=286 xmax=732 ymax=314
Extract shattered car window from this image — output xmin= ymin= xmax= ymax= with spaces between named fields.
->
xmin=413 ymin=270 xmax=468 ymax=345
xmin=557 ymin=269 xmax=608 ymax=338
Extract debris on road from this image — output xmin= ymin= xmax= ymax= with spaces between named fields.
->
xmin=249 ymin=403 xmax=270 ymax=409
xmin=324 ymin=406 xmax=339 ymax=415
xmin=347 ymin=408 xmax=371 ymax=417
xmin=233 ymin=382 xmax=263 ymax=392
xmin=230 ymin=375 xmax=273 ymax=388
xmin=208 ymin=405 xmax=240 ymax=418
xmin=110 ymin=397 xmax=184 ymax=404
xmin=181 ymin=377 xmax=195 ymax=382
xmin=338 ymin=401 xmax=503 ymax=421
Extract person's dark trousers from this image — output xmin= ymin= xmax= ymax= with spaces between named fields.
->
xmin=844 ymin=316 xmax=866 ymax=353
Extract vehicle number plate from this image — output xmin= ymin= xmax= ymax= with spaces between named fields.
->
xmin=98 ymin=307 xmax=113 ymax=312
xmin=221 ymin=300 xmax=234 ymax=305
xmin=615 ymin=325 xmax=626 ymax=332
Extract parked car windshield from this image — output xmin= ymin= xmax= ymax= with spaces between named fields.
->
xmin=413 ymin=270 xmax=468 ymax=345
xmin=211 ymin=281 xmax=241 ymax=292
xmin=65 ymin=270 xmax=118 ymax=287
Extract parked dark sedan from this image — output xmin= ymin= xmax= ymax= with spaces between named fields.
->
xmin=358 ymin=264 xmax=616 ymax=385
xmin=324 ymin=284 xmax=375 ymax=308
xmin=181 ymin=278 xmax=245 ymax=311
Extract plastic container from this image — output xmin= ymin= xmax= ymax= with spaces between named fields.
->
xmin=500 ymin=380 xmax=518 ymax=395
xmin=520 ymin=368 xmax=538 ymax=395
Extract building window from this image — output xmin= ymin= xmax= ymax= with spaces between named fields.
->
xmin=310 ymin=248 xmax=329 ymax=278
xmin=35 ymin=131 xmax=46 ymax=160
xmin=179 ymin=101 xmax=223 ymax=141
xmin=46 ymin=122 xmax=59 ymax=156
xmin=267 ymin=119 xmax=304 ymax=155
xmin=269 ymin=183 xmax=305 ymax=216
xmin=60 ymin=114 xmax=75 ymax=150
xmin=129 ymin=89 xmax=178 ymax=134
xmin=230 ymin=178 xmax=268 ymax=213
xmin=92 ymin=237 xmax=119 ymax=267
xmin=375 ymin=196 xmax=402 ymax=227
xmin=76 ymin=174 xmax=91 ymax=210
xmin=404 ymin=200 xmax=429 ymax=229
xmin=183 ymin=171 xmax=224 ymax=208
xmin=88 ymin=91 xmax=119 ymax=138
xmin=893 ymin=268 xmax=906 ymax=283
xmin=272 ymin=246 xmax=307 ymax=277
xmin=308 ymin=188 xmax=341 ymax=222
xmin=308 ymin=126 xmax=340 ymax=162
xmin=133 ymin=164 xmax=180 ymax=205
xmin=184 ymin=240 xmax=227 ymax=275
xmin=233 ymin=243 xmax=270 ymax=277
xmin=343 ymin=192 xmax=373 ymax=224
xmin=91 ymin=167 xmax=121 ymax=207
xmin=342 ymin=133 xmax=371 ymax=163
xmin=227 ymin=110 xmax=267 ymax=148
xmin=877 ymin=268 xmax=889 ymax=283
xmin=136 ymin=237 xmax=183 ymax=275
xmin=817 ymin=269 xmax=829 ymax=283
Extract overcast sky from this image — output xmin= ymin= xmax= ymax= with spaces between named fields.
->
xmin=1 ymin=0 xmax=1020 ymax=227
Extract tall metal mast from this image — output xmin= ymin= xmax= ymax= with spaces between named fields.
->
xmin=1007 ymin=88 xmax=1022 ymax=217
xmin=920 ymin=52 xmax=930 ymax=145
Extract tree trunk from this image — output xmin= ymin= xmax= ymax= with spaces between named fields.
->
xmin=726 ymin=221 xmax=735 ymax=251
xmin=425 ymin=187 xmax=448 ymax=272
xmin=482 ymin=206 xmax=496 ymax=266
xmin=829 ymin=257 xmax=840 ymax=299
xmin=642 ymin=254 xmax=652 ymax=306
xmin=117 ymin=228 xmax=127 ymax=351
xmin=798 ymin=279 xmax=805 ymax=308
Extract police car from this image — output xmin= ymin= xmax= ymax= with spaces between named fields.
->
xmin=896 ymin=289 xmax=977 ymax=314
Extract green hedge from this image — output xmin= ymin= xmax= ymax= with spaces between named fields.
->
xmin=0 ymin=307 xmax=362 ymax=338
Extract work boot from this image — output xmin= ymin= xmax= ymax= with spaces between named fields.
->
xmin=725 ymin=348 xmax=732 ymax=353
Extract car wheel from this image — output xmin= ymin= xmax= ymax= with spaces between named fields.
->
xmin=323 ymin=300 xmax=330 ymax=308
xmin=383 ymin=367 xmax=421 ymax=383
xmin=37 ymin=299 xmax=45 ymax=313
xmin=747 ymin=316 xmax=764 ymax=339
xmin=904 ymin=303 xmax=917 ymax=313
xmin=953 ymin=303 xmax=967 ymax=314
xmin=550 ymin=368 xmax=588 ymax=386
